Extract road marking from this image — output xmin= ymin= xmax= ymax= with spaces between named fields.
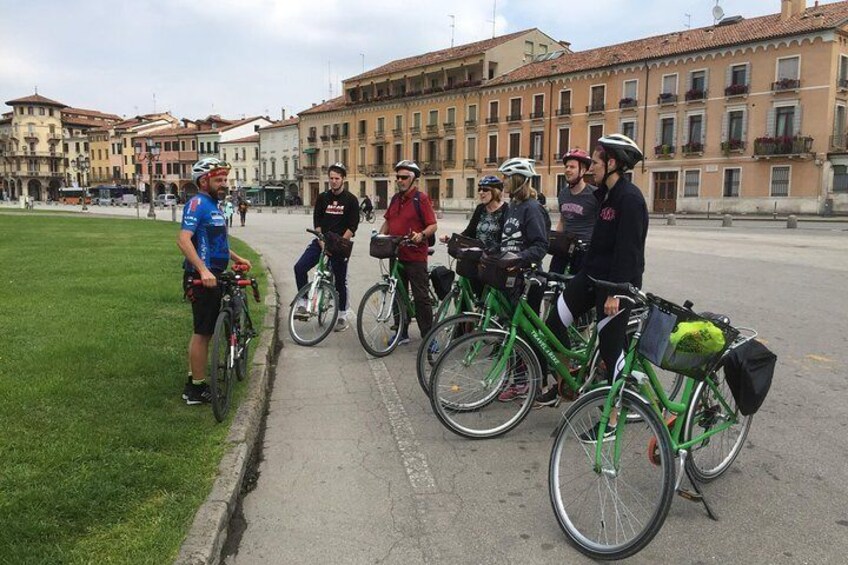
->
xmin=805 ymin=354 xmax=834 ymax=363
xmin=367 ymin=357 xmax=438 ymax=494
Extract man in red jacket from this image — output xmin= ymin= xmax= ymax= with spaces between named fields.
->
xmin=378 ymin=160 xmax=438 ymax=343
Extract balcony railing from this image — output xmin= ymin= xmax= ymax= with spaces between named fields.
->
xmin=442 ymin=159 xmax=456 ymax=169
xmin=375 ymin=130 xmax=385 ymax=140
xmin=465 ymin=119 xmax=478 ymax=129
xmin=555 ymin=106 xmax=572 ymax=116
xmin=306 ymin=136 xmax=317 ymax=143
xmin=485 ymin=116 xmax=499 ymax=124
xmin=619 ymin=98 xmax=638 ymax=109
xmin=529 ymin=153 xmax=544 ymax=163
xmin=302 ymin=166 xmax=318 ymax=178
xmin=684 ymin=89 xmax=707 ymax=102
xmin=507 ymin=113 xmax=522 ymax=122
xmin=830 ymin=134 xmax=848 ymax=150
xmin=721 ymin=139 xmax=747 ymax=154
xmin=484 ymin=155 xmax=504 ymax=166
xmin=772 ymin=78 xmax=800 ymax=92
xmin=331 ymin=133 xmax=339 ymax=141
xmin=753 ymin=135 xmax=813 ymax=156
xmin=320 ymin=135 xmax=330 ymax=142
xmin=421 ymin=161 xmax=442 ymax=174
xmin=724 ymin=84 xmax=749 ymax=97
xmin=426 ymin=124 xmax=439 ymax=134
xmin=654 ymin=144 xmax=676 ymax=158
xmin=657 ymin=93 xmax=678 ymax=105
xmin=681 ymin=142 xmax=704 ymax=155
xmin=392 ymin=128 xmax=403 ymax=136
xmin=586 ymin=103 xmax=605 ymax=114
xmin=443 ymin=122 xmax=456 ymax=132
xmin=357 ymin=165 xmax=367 ymax=174
xmin=838 ymin=78 xmax=848 ymax=90
xmin=530 ymin=111 xmax=545 ymax=119
xmin=463 ymin=158 xmax=477 ymax=168
xmin=410 ymin=126 xmax=421 ymax=136
xmin=358 ymin=132 xmax=367 ymax=141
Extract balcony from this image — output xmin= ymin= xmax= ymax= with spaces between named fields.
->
xmin=410 ymin=126 xmax=421 ymax=137
xmin=753 ymin=135 xmax=813 ymax=158
xmin=374 ymin=130 xmax=385 ymax=140
xmin=357 ymin=165 xmax=367 ymax=174
xmin=555 ymin=106 xmax=572 ymax=117
xmin=331 ymin=133 xmax=339 ymax=141
xmin=830 ymin=134 xmax=848 ymax=151
xmin=463 ymin=158 xmax=477 ymax=168
xmin=586 ymin=103 xmax=605 ymax=114
xmin=320 ymin=134 xmax=330 ymax=142
xmin=443 ymin=122 xmax=456 ymax=133
xmin=684 ymin=89 xmax=707 ymax=102
xmin=485 ymin=116 xmax=500 ymax=125
xmin=724 ymin=84 xmax=749 ymax=97
xmin=392 ymin=128 xmax=403 ymax=137
xmin=838 ymin=78 xmax=848 ymax=91
xmin=507 ymin=113 xmax=522 ymax=122
xmin=529 ymin=153 xmax=544 ymax=163
xmin=426 ymin=124 xmax=439 ymax=135
xmin=24 ymin=132 xmax=39 ymax=142
xmin=654 ymin=144 xmax=676 ymax=158
xmin=484 ymin=155 xmax=504 ymax=166
xmin=442 ymin=159 xmax=456 ymax=169
xmin=772 ymin=78 xmax=800 ymax=92
xmin=358 ymin=132 xmax=367 ymax=141
xmin=721 ymin=139 xmax=747 ymax=155
xmin=657 ymin=93 xmax=678 ymax=106
xmin=465 ymin=119 xmax=478 ymax=130
xmin=530 ymin=111 xmax=545 ymax=120
xmin=421 ymin=161 xmax=442 ymax=174
xmin=306 ymin=135 xmax=317 ymax=144
xmin=368 ymin=164 xmax=388 ymax=176
xmin=681 ymin=142 xmax=704 ymax=156
xmin=619 ymin=98 xmax=638 ymax=110
xmin=302 ymin=166 xmax=318 ymax=178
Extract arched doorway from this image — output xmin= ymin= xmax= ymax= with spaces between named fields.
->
xmin=168 ymin=182 xmax=178 ymax=195
xmin=155 ymin=182 xmax=166 ymax=197
xmin=48 ymin=179 xmax=62 ymax=202
xmin=27 ymin=179 xmax=42 ymax=200
xmin=181 ymin=182 xmax=198 ymax=202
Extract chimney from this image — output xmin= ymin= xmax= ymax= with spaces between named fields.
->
xmin=781 ymin=0 xmax=806 ymax=21
xmin=281 ymin=107 xmax=286 ymax=120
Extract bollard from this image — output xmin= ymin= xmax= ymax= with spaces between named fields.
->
xmin=722 ymin=214 xmax=733 ymax=227
xmin=272 ymin=207 xmax=278 ymax=214
xmin=436 ymin=209 xmax=444 ymax=219
xmin=257 ymin=207 xmax=262 ymax=213
xmin=666 ymin=213 xmax=676 ymax=226
xmin=171 ymin=205 xmax=176 ymax=222
xmin=786 ymin=215 xmax=798 ymax=229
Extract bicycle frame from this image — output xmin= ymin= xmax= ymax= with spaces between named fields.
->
xmin=304 ymin=247 xmax=334 ymax=316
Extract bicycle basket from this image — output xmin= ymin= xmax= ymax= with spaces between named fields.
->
xmin=547 ymin=230 xmax=580 ymax=259
xmin=455 ymin=247 xmax=483 ymax=279
xmin=447 ymin=233 xmax=484 ymax=259
xmin=637 ymin=297 xmax=739 ymax=380
xmin=428 ymin=265 xmax=455 ymax=300
xmin=478 ymin=252 xmax=522 ymax=291
xmin=325 ymin=232 xmax=354 ymax=259
xmin=369 ymin=236 xmax=400 ymax=259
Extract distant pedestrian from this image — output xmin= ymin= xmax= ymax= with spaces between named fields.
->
xmin=224 ymin=196 xmax=235 ymax=228
xmin=238 ymin=200 xmax=248 ymax=226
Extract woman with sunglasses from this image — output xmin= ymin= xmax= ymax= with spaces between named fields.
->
xmin=439 ymin=175 xmax=508 ymax=251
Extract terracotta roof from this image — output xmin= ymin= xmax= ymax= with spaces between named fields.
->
xmin=5 ymin=93 xmax=67 ymax=107
xmin=491 ymin=2 xmax=848 ymax=86
xmin=220 ymin=134 xmax=260 ymax=144
xmin=63 ymin=107 xmax=122 ymax=121
xmin=346 ymin=28 xmax=538 ymax=82
xmin=62 ymin=116 xmax=120 ymax=128
xmin=220 ymin=116 xmax=270 ymax=132
xmin=258 ymin=117 xmax=300 ymax=131
xmin=147 ymin=125 xmax=200 ymax=138
xmin=298 ymin=96 xmax=346 ymax=116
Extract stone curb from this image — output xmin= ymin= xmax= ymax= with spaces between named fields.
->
xmin=175 ymin=265 xmax=280 ymax=565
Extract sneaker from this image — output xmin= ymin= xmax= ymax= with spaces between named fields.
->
xmin=184 ymin=382 xmax=212 ymax=405
xmin=389 ymin=333 xmax=410 ymax=346
xmin=578 ymin=421 xmax=617 ymax=443
xmin=427 ymin=339 xmax=440 ymax=357
xmin=533 ymin=386 xmax=560 ymax=409
xmin=498 ymin=383 xmax=529 ymax=402
xmin=334 ymin=317 xmax=349 ymax=332
xmin=293 ymin=299 xmax=308 ymax=321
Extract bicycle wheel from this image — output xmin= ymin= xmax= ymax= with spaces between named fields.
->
xmin=288 ymin=279 xmax=339 ymax=346
xmin=549 ymin=388 xmax=675 ymax=560
xmin=429 ymin=330 xmax=540 ymax=439
xmin=416 ymin=313 xmax=493 ymax=396
xmin=235 ymin=297 xmax=254 ymax=381
xmin=209 ymin=309 xmax=234 ymax=423
xmin=366 ymin=211 xmax=376 ymax=224
xmin=357 ymin=282 xmax=405 ymax=357
xmin=434 ymin=286 xmax=461 ymax=324
xmin=684 ymin=366 xmax=752 ymax=482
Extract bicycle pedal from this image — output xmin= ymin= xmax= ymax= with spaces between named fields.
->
xmin=677 ymin=488 xmax=704 ymax=502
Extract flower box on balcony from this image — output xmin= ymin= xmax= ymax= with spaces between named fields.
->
xmin=772 ymin=78 xmax=800 ymax=92
xmin=724 ymin=84 xmax=749 ymax=97
xmin=654 ymin=144 xmax=675 ymax=158
xmin=684 ymin=89 xmax=706 ymax=102
xmin=754 ymin=135 xmax=813 ymax=156
xmin=619 ymin=98 xmax=637 ymax=109
xmin=658 ymin=93 xmax=678 ymax=105
xmin=721 ymin=139 xmax=746 ymax=155
xmin=681 ymin=142 xmax=704 ymax=155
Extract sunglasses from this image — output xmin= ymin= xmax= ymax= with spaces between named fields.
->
xmin=396 ymin=174 xmax=411 ymax=180
xmin=477 ymin=187 xmax=492 ymax=193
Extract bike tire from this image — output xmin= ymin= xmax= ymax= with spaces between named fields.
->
xmin=209 ymin=309 xmax=234 ymax=423
xmin=288 ymin=280 xmax=339 ymax=347
xmin=235 ymin=296 xmax=253 ymax=381
xmin=549 ymin=387 xmax=675 ymax=560
xmin=356 ymin=282 xmax=405 ymax=357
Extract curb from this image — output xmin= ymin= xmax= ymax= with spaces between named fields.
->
xmin=175 ymin=266 xmax=280 ymax=565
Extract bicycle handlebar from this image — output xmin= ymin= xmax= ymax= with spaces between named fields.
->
xmin=187 ymin=271 xmax=261 ymax=302
xmin=306 ymin=228 xmax=324 ymax=240
xmin=533 ymin=269 xmax=573 ymax=285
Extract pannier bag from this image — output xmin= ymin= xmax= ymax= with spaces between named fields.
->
xmin=637 ymin=297 xmax=739 ymax=380
xmin=547 ymin=230 xmax=580 ymax=259
xmin=455 ymin=247 xmax=484 ymax=279
xmin=722 ymin=339 xmax=777 ymax=416
xmin=429 ymin=266 xmax=456 ymax=300
xmin=324 ymin=232 xmax=353 ymax=259
xmin=447 ymin=233 xmax=484 ymax=259
xmin=478 ymin=252 xmax=522 ymax=291
xmin=369 ymin=236 xmax=400 ymax=259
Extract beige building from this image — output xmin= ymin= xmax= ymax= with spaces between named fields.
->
xmin=297 ymin=0 xmax=848 ymax=215
xmin=257 ymin=116 xmax=300 ymax=205
xmin=220 ymin=134 xmax=260 ymax=190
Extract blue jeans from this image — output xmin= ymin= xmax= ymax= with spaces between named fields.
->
xmin=294 ymin=239 xmax=350 ymax=311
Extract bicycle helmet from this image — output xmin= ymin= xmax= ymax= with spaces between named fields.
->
xmin=191 ymin=157 xmax=231 ymax=182
xmin=328 ymin=162 xmax=347 ymax=177
xmin=562 ymin=148 xmax=592 ymax=168
xmin=394 ymin=160 xmax=421 ymax=178
xmin=596 ymin=134 xmax=643 ymax=171
xmin=498 ymin=157 xmax=537 ymax=179
xmin=477 ymin=175 xmax=504 ymax=189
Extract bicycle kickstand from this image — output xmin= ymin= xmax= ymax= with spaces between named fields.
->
xmin=674 ymin=450 xmax=718 ymax=521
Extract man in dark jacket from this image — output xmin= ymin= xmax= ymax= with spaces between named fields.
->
xmin=294 ymin=163 xmax=359 ymax=332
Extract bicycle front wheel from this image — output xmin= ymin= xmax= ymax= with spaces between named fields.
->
xmin=209 ymin=309 xmax=234 ymax=423
xmin=356 ymin=282 xmax=404 ymax=357
xmin=429 ymin=330 xmax=540 ymax=439
xmin=288 ymin=279 xmax=339 ymax=347
xmin=235 ymin=298 xmax=254 ymax=381
xmin=684 ymin=366 xmax=752 ymax=482
xmin=549 ymin=388 xmax=674 ymax=560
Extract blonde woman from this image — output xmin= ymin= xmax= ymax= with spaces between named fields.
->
xmin=440 ymin=175 xmax=508 ymax=250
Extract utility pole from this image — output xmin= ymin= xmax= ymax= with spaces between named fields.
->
xmin=492 ymin=0 xmax=497 ymax=38
xmin=449 ymin=15 xmax=455 ymax=47
xmin=360 ymin=53 xmax=365 ymax=73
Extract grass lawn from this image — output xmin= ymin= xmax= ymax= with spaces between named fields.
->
xmin=0 ymin=214 xmax=266 ymax=564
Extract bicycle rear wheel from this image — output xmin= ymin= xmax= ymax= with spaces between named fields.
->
xmin=684 ymin=366 xmax=752 ymax=482
xmin=288 ymin=279 xmax=339 ymax=346
xmin=356 ymin=282 xmax=405 ymax=357
xmin=429 ymin=330 xmax=540 ymax=439
xmin=416 ymin=313 xmax=495 ymax=396
xmin=209 ymin=309 xmax=234 ymax=423
xmin=549 ymin=388 xmax=674 ymax=560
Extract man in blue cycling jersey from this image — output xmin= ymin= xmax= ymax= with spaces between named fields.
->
xmin=177 ymin=157 xmax=252 ymax=405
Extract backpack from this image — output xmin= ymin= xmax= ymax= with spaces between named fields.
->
xmin=390 ymin=190 xmax=436 ymax=246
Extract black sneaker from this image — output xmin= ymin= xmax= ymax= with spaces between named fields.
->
xmin=184 ymin=382 xmax=212 ymax=405
xmin=578 ymin=421 xmax=616 ymax=443
xmin=533 ymin=386 xmax=561 ymax=409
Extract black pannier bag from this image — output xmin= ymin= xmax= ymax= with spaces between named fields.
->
xmin=369 ymin=236 xmax=400 ymax=259
xmin=547 ymin=230 xmax=580 ymax=259
xmin=447 ymin=233 xmax=484 ymax=258
xmin=324 ymin=232 xmax=353 ymax=259
xmin=478 ymin=252 xmax=522 ymax=291
xmin=722 ymin=339 xmax=777 ymax=416
xmin=455 ymin=247 xmax=484 ymax=279
xmin=429 ymin=266 xmax=455 ymax=300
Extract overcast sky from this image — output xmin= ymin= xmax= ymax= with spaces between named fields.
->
xmin=0 ymin=0 xmax=840 ymax=121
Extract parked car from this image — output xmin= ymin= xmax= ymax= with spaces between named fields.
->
xmin=154 ymin=194 xmax=178 ymax=207
xmin=97 ymin=197 xmax=112 ymax=206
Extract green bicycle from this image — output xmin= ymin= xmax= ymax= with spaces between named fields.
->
xmin=287 ymin=229 xmax=340 ymax=346
xmin=356 ymin=235 xmax=437 ymax=357
xmin=548 ymin=279 xmax=757 ymax=560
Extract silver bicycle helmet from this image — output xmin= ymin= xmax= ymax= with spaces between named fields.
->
xmin=191 ymin=157 xmax=231 ymax=182
xmin=498 ymin=157 xmax=537 ymax=178
xmin=328 ymin=162 xmax=347 ymax=177
xmin=394 ymin=160 xmax=421 ymax=178
xmin=596 ymin=134 xmax=643 ymax=171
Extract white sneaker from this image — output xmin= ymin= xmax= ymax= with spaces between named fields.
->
xmin=294 ymin=298 xmax=308 ymax=320
xmin=334 ymin=318 xmax=349 ymax=332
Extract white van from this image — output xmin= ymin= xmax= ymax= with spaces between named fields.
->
xmin=155 ymin=194 xmax=178 ymax=207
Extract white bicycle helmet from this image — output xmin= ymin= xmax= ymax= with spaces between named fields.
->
xmin=394 ymin=160 xmax=421 ymax=178
xmin=328 ymin=162 xmax=347 ymax=177
xmin=191 ymin=157 xmax=231 ymax=182
xmin=498 ymin=157 xmax=537 ymax=178
xmin=596 ymin=134 xmax=643 ymax=170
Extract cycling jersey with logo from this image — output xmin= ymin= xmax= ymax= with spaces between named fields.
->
xmin=181 ymin=192 xmax=229 ymax=273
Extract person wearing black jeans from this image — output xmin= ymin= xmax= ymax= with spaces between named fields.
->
xmin=294 ymin=163 xmax=359 ymax=332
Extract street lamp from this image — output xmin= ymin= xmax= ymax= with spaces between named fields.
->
xmin=73 ymin=155 xmax=90 ymax=210
xmin=134 ymin=138 xmax=160 ymax=219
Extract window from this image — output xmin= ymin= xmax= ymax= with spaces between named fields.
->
xmin=770 ymin=166 xmax=790 ymax=197
xmin=622 ymin=79 xmax=638 ymax=101
xmin=589 ymin=124 xmax=604 ymax=151
xmin=466 ymin=178 xmax=476 ymax=198
xmin=834 ymin=165 xmax=848 ymax=193
xmin=556 ymin=174 xmax=568 ymax=196
xmin=683 ymin=170 xmax=700 ymax=197
xmin=428 ymin=110 xmax=438 ymax=126
xmin=489 ymin=101 xmax=499 ymax=120
xmin=689 ymin=70 xmax=707 ymax=94
xmin=686 ymin=114 xmax=704 ymax=149
xmin=509 ymin=98 xmax=522 ymax=119
xmin=445 ymin=139 xmax=455 ymax=161
xmin=466 ymin=136 xmax=477 ymax=160
xmin=530 ymin=131 xmax=543 ymax=161
xmin=395 ymin=115 xmax=403 ymax=130
xmin=360 ymin=181 xmax=366 ymax=197
xmin=358 ymin=120 xmax=366 ymax=135
xmin=590 ymin=85 xmax=605 ymax=111
xmin=840 ymin=56 xmax=848 ymax=85
xmin=558 ymin=90 xmax=571 ymax=113
xmin=774 ymin=106 xmax=796 ymax=137
xmin=412 ymin=141 xmax=420 ymax=162
xmin=376 ymin=117 xmax=385 ymax=133
xmin=413 ymin=112 xmax=421 ymax=128
xmin=532 ymin=94 xmax=544 ymax=117
xmin=394 ymin=143 xmax=402 ymax=163
xmin=39 ymin=107 xmax=45 ymax=116
xmin=727 ymin=110 xmax=745 ymax=142
xmin=359 ymin=145 xmax=365 ymax=166
xmin=777 ymin=56 xmax=800 ymax=80
xmin=662 ymin=74 xmax=678 ymax=94
xmin=487 ymin=134 xmax=498 ymax=162
xmin=730 ymin=63 xmax=748 ymax=86
xmin=446 ymin=178 xmax=454 ymax=199
xmin=508 ymin=132 xmax=521 ymax=158
xmin=835 ymin=105 xmax=846 ymax=146
xmin=621 ymin=120 xmax=637 ymax=141
xmin=558 ymin=127 xmax=570 ymax=156
xmin=659 ymin=116 xmax=675 ymax=148
xmin=524 ymin=40 xmax=534 ymax=61
xmin=723 ymin=168 xmax=740 ymax=197
xmin=467 ymin=104 xmax=477 ymax=122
